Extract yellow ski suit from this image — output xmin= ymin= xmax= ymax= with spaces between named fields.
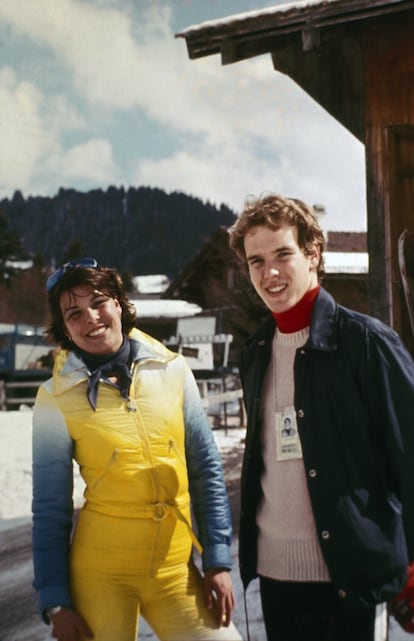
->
xmin=32 ymin=328 xmax=241 ymax=640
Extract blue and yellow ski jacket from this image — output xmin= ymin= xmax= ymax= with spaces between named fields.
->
xmin=32 ymin=328 xmax=232 ymax=613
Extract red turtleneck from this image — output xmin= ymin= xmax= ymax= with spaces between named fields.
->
xmin=272 ymin=285 xmax=320 ymax=333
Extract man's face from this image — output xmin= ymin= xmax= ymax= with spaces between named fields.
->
xmin=244 ymin=223 xmax=320 ymax=314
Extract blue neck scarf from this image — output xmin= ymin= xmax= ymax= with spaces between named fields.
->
xmin=77 ymin=337 xmax=132 ymax=411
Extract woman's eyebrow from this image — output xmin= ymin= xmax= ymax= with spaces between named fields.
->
xmin=91 ymin=290 xmax=107 ymax=299
xmin=246 ymin=251 xmax=262 ymax=262
xmin=62 ymin=303 xmax=79 ymax=314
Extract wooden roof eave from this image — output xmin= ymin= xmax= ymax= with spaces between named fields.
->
xmin=182 ymin=24 xmax=365 ymax=141
xmin=176 ymin=0 xmax=414 ymax=141
xmin=269 ymin=28 xmax=364 ymax=141
xmin=177 ymin=0 xmax=414 ymax=61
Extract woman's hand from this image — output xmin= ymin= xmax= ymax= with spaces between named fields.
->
xmin=49 ymin=607 xmax=94 ymax=641
xmin=203 ymin=568 xmax=235 ymax=627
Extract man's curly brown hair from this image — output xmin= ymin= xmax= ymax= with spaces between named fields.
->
xmin=228 ymin=193 xmax=325 ymax=277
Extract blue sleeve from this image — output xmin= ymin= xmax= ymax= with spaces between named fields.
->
xmin=32 ymin=384 xmax=75 ymax=614
xmin=182 ymin=363 xmax=233 ymax=572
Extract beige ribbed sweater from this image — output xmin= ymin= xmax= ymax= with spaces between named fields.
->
xmin=256 ymin=328 xmax=330 ymax=582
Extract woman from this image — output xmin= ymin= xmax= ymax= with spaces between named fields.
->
xmin=32 ymin=257 xmax=241 ymax=641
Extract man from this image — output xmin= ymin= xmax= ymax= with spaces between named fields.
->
xmin=229 ymin=193 xmax=414 ymax=641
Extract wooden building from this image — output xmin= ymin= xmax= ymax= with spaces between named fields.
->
xmin=177 ymin=0 xmax=414 ymax=354
xmin=164 ymin=227 xmax=266 ymax=364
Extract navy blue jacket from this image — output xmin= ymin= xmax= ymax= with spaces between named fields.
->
xmin=238 ymin=287 xmax=414 ymax=614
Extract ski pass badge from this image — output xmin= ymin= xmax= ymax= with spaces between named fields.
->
xmin=275 ymin=407 xmax=303 ymax=461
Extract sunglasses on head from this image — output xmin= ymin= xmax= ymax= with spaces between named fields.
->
xmin=46 ymin=257 xmax=99 ymax=293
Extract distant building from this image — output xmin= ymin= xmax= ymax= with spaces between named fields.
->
xmin=130 ymin=275 xmax=203 ymax=344
xmin=132 ymin=274 xmax=171 ymax=296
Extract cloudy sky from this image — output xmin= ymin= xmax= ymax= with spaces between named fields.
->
xmin=0 ymin=0 xmax=366 ymax=231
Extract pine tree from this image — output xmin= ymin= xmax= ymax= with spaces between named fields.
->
xmin=0 ymin=211 xmax=26 ymax=285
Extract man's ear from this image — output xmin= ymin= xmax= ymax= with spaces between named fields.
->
xmin=310 ymin=246 xmax=321 ymax=269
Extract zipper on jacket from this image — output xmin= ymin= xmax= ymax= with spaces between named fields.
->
xmin=92 ymin=448 xmax=120 ymax=489
xmin=168 ymin=438 xmax=187 ymax=467
xmin=126 ymin=397 xmax=137 ymax=412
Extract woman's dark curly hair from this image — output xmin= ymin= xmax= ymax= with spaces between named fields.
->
xmin=46 ymin=265 xmax=137 ymax=349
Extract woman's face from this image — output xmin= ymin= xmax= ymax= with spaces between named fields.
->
xmin=60 ymin=286 xmax=123 ymax=355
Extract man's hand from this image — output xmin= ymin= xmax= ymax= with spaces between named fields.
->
xmin=390 ymin=563 xmax=414 ymax=633
xmin=203 ymin=568 xmax=235 ymax=627
xmin=49 ymin=607 xmax=94 ymax=641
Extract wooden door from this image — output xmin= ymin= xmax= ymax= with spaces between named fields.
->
xmin=387 ymin=125 xmax=414 ymax=354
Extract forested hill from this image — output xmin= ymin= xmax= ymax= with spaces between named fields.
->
xmin=0 ymin=186 xmax=237 ymax=277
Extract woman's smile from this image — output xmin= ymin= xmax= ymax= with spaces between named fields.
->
xmin=60 ymin=286 xmax=123 ymax=355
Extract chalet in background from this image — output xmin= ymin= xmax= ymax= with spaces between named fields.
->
xmin=177 ymin=0 xmax=414 ymax=355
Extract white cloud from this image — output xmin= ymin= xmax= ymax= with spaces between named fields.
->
xmin=135 ymin=123 xmax=365 ymax=232
xmin=0 ymin=0 xmax=176 ymax=111
xmin=134 ymin=54 xmax=366 ymax=229
xmin=0 ymin=0 xmax=310 ymax=134
xmin=0 ymin=68 xmax=50 ymax=196
xmin=0 ymin=65 xmax=91 ymax=198
xmin=0 ymin=0 xmax=366 ymax=230
xmin=58 ymin=138 xmax=118 ymax=184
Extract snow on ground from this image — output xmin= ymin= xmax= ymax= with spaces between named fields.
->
xmin=0 ymin=408 xmax=41 ymax=524
xmin=0 ymin=408 xmax=83 ymax=525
